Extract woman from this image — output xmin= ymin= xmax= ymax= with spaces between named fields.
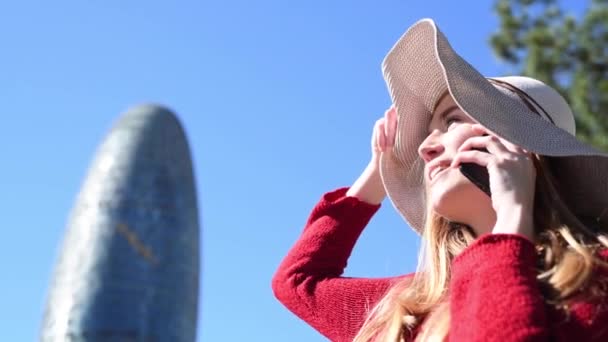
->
xmin=272 ymin=19 xmax=608 ymax=341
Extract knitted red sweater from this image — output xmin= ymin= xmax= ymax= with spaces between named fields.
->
xmin=272 ymin=187 xmax=608 ymax=341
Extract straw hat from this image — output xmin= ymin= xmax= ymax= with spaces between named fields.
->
xmin=379 ymin=18 xmax=608 ymax=234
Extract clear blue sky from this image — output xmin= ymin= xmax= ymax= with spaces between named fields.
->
xmin=0 ymin=1 xmax=586 ymax=341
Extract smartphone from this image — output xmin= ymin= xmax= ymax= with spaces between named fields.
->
xmin=459 ymin=147 xmax=491 ymax=197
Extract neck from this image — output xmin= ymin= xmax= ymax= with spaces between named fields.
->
xmin=466 ymin=209 xmax=497 ymax=237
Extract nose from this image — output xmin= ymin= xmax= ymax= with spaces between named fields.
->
xmin=418 ymin=137 xmax=444 ymax=163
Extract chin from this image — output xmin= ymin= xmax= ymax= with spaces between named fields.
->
xmin=428 ymin=180 xmax=489 ymax=223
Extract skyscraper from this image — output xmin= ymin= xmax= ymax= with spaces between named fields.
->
xmin=41 ymin=104 xmax=200 ymax=341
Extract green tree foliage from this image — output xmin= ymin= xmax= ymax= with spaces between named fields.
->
xmin=491 ymin=0 xmax=608 ymax=151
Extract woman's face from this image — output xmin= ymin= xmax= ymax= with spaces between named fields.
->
xmin=418 ymin=93 xmax=494 ymax=230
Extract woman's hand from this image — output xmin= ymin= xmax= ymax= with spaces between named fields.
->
xmin=346 ymin=106 xmax=398 ymax=204
xmin=371 ymin=106 xmax=398 ymax=169
xmin=450 ymin=124 xmax=537 ymax=240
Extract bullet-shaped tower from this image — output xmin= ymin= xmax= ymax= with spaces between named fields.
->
xmin=41 ymin=105 xmax=200 ymax=341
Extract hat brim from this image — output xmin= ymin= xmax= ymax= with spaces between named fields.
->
xmin=379 ymin=19 xmax=608 ymax=234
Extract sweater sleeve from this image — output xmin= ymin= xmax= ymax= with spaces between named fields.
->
xmin=272 ymin=187 xmax=409 ymax=342
xmin=448 ymin=233 xmax=548 ymax=341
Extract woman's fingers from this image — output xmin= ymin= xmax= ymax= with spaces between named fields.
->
xmin=454 ymin=126 xmax=535 ymax=173
xmin=372 ymin=106 xmax=397 ymax=156
xmin=469 ymin=124 xmax=526 ymax=155
xmin=385 ymin=106 xmax=397 ymax=147
xmin=451 ymin=149 xmax=491 ymax=168
xmin=458 ymin=135 xmax=509 ymax=157
xmin=378 ymin=120 xmax=386 ymax=152
xmin=372 ymin=119 xmax=381 ymax=153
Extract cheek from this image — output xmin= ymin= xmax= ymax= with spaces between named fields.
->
xmin=446 ymin=125 xmax=476 ymax=150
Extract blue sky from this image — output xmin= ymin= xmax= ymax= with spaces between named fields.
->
xmin=0 ymin=1 xmax=586 ymax=341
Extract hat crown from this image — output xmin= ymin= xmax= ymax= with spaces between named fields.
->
xmin=491 ymin=76 xmax=576 ymax=135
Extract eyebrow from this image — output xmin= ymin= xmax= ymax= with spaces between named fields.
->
xmin=428 ymin=105 xmax=459 ymax=134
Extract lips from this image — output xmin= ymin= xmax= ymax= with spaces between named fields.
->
xmin=430 ymin=166 xmax=446 ymax=181
xmin=427 ymin=161 xmax=452 ymax=182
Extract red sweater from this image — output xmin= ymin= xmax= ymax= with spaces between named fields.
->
xmin=272 ymin=187 xmax=608 ymax=341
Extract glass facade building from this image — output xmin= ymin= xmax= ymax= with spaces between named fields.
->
xmin=41 ymin=105 xmax=200 ymax=341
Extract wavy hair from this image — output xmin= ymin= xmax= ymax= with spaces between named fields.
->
xmin=353 ymin=155 xmax=608 ymax=342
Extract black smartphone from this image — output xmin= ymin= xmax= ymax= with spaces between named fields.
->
xmin=459 ymin=147 xmax=491 ymax=197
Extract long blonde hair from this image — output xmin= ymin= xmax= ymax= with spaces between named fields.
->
xmin=354 ymin=155 xmax=608 ymax=342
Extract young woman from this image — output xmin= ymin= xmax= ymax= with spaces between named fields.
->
xmin=272 ymin=19 xmax=608 ymax=341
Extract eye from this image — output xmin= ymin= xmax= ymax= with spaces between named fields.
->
xmin=445 ymin=115 xmax=462 ymax=129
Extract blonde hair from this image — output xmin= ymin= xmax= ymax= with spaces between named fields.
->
xmin=354 ymin=155 xmax=608 ymax=342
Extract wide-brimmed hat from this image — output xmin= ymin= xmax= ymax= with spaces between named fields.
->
xmin=379 ymin=18 xmax=608 ymax=235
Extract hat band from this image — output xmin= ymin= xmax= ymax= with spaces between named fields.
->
xmin=488 ymin=78 xmax=556 ymax=126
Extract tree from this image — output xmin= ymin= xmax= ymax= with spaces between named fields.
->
xmin=491 ymin=0 xmax=608 ymax=151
